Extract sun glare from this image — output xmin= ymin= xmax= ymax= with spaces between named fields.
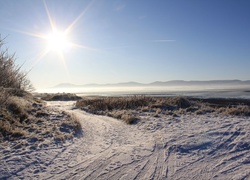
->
xmin=16 ymin=0 xmax=98 ymax=74
xmin=46 ymin=31 xmax=71 ymax=52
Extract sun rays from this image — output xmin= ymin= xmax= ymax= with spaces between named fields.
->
xmin=16 ymin=0 xmax=97 ymax=75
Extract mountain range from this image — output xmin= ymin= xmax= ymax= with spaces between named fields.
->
xmin=53 ymin=80 xmax=250 ymax=88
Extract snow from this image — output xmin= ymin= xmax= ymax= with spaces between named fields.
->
xmin=1 ymin=101 xmax=250 ymax=179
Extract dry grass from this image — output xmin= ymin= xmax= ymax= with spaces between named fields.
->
xmin=62 ymin=113 xmax=82 ymax=136
xmin=40 ymin=93 xmax=82 ymax=101
xmin=76 ymin=96 xmax=192 ymax=112
xmin=75 ymin=96 xmax=250 ymax=123
xmin=218 ymin=105 xmax=250 ymax=116
xmin=0 ymin=89 xmax=82 ymax=142
xmin=107 ymin=110 xmax=139 ymax=124
xmin=76 ymin=96 xmax=154 ymax=124
xmin=0 ymin=88 xmax=10 ymax=108
xmin=75 ymin=96 xmax=197 ymax=124
xmin=76 ymin=96 xmax=152 ymax=111
xmin=0 ymin=90 xmax=33 ymax=139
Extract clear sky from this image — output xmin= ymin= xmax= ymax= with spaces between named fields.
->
xmin=0 ymin=0 xmax=250 ymax=89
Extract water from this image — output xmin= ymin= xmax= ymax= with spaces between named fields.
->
xmin=36 ymin=86 xmax=250 ymax=99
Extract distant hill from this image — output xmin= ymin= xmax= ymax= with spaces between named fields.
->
xmin=149 ymin=80 xmax=250 ymax=86
xmin=53 ymin=80 xmax=250 ymax=88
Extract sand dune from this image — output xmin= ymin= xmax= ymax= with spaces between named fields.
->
xmin=1 ymin=101 xmax=250 ymax=179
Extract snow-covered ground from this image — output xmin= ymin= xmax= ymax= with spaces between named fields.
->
xmin=1 ymin=101 xmax=250 ymax=179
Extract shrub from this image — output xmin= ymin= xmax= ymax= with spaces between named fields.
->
xmin=0 ymin=36 xmax=34 ymax=91
xmin=40 ymin=93 xmax=82 ymax=101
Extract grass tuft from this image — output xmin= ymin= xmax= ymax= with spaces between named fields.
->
xmin=218 ymin=105 xmax=250 ymax=116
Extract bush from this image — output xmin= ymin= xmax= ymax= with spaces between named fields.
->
xmin=0 ymin=36 xmax=34 ymax=91
xmin=40 ymin=93 xmax=82 ymax=101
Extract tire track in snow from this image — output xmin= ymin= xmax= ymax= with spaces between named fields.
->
xmin=33 ymin=101 xmax=250 ymax=179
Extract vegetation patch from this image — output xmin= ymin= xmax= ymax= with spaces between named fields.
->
xmin=76 ymin=96 xmax=250 ymax=124
xmin=0 ymin=89 xmax=82 ymax=142
xmin=40 ymin=93 xmax=82 ymax=101
xmin=75 ymin=96 xmax=195 ymax=124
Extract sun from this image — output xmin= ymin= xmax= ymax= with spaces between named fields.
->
xmin=16 ymin=0 xmax=98 ymax=73
xmin=46 ymin=30 xmax=71 ymax=53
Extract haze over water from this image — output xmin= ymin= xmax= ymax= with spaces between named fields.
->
xmin=37 ymin=85 xmax=250 ymax=99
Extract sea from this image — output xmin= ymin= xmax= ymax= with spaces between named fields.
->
xmin=36 ymin=86 xmax=250 ymax=99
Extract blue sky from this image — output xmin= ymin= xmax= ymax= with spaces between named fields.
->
xmin=0 ymin=0 xmax=250 ymax=89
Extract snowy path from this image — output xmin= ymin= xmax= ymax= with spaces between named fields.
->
xmin=43 ymin=101 xmax=166 ymax=179
xmin=1 ymin=101 xmax=250 ymax=179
